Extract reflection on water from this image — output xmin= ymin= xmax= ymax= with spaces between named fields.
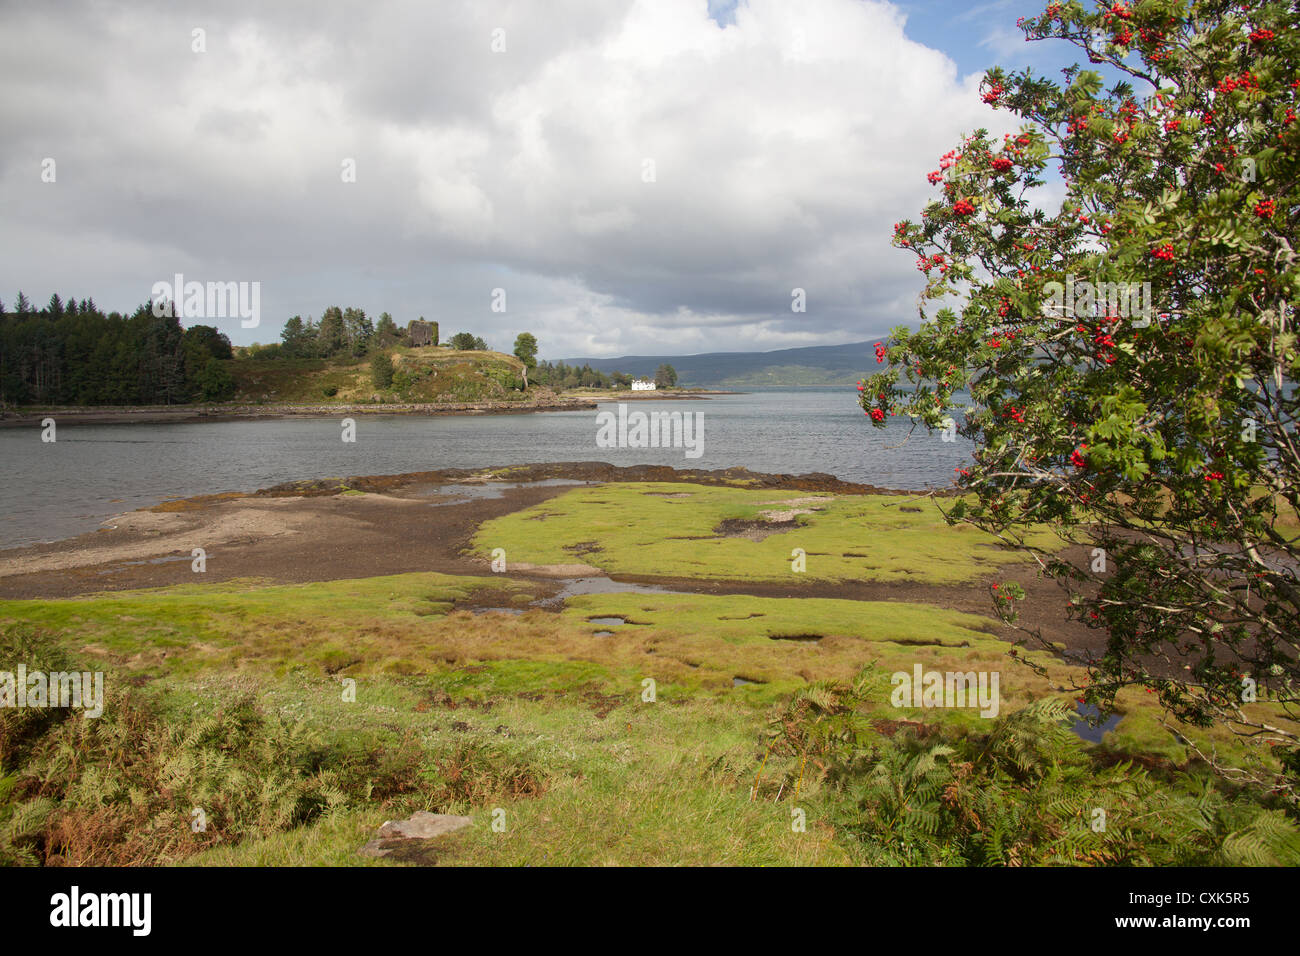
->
xmin=1070 ymin=702 xmax=1122 ymax=743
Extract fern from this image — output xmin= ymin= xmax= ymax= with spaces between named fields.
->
xmin=1218 ymin=811 xmax=1300 ymax=866
xmin=760 ymin=666 xmax=1300 ymax=866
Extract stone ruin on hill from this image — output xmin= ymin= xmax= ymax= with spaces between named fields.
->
xmin=408 ymin=319 xmax=438 ymax=347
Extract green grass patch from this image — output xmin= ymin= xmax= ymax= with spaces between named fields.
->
xmin=0 ymin=573 xmax=536 ymax=677
xmin=473 ymin=483 xmax=1058 ymax=585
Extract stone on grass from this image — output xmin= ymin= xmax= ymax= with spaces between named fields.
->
xmin=358 ymin=811 xmax=472 ymax=859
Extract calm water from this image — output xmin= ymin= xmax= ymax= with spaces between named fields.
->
xmin=0 ymin=389 xmax=973 ymax=548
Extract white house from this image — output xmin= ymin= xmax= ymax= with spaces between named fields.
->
xmin=630 ymin=379 xmax=656 ymax=391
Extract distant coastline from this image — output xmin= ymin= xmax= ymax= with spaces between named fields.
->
xmin=0 ymin=389 xmax=735 ymax=428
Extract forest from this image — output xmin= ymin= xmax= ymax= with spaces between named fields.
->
xmin=0 ymin=293 xmax=235 ymax=406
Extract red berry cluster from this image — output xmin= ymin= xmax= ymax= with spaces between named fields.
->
xmin=1108 ymin=101 xmax=1139 ymax=138
xmin=1070 ymin=445 xmax=1089 ymax=469
xmin=1255 ymin=199 xmax=1276 ymax=218
xmin=1151 ymin=243 xmax=1175 ymax=261
xmin=1100 ymin=5 xmax=1135 ymax=46
xmin=991 ymin=157 xmax=1013 ymax=173
xmin=1204 ymin=470 xmax=1224 ymax=482
xmin=982 ymin=81 xmax=1004 ymax=105
xmin=1093 ymin=327 xmax=1117 ymax=364
xmin=1215 ymin=72 xmax=1258 ymax=95
xmin=874 ymin=342 xmax=887 ymax=363
xmin=953 ymin=198 xmax=975 ymax=216
xmin=916 ymin=253 xmax=947 ymax=275
xmin=925 ymin=149 xmax=960 ymax=185
xmin=1138 ymin=26 xmax=1167 ymax=48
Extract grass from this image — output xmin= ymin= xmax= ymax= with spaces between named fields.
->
xmin=3 ymin=566 xmax=1284 ymax=765
xmin=1 ymin=483 xmax=1294 ymax=865
xmin=229 ymin=347 xmax=526 ymax=405
xmin=473 ymin=482 xmax=1059 ymax=585
xmin=0 ymin=573 xmax=537 ymax=678
xmin=182 ymin=678 xmax=851 ymax=866
xmin=558 ymin=590 xmax=1013 ymax=700
xmin=3 ymin=569 xmax=1289 ymax=866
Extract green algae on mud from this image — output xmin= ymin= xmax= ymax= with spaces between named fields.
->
xmin=473 ymin=482 xmax=1058 ymax=585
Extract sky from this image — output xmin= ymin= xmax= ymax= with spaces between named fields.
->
xmin=2 ymin=0 xmax=1087 ymax=359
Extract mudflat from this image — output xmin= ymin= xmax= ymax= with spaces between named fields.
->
xmin=0 ymin=461 xmax=1096 ymax=660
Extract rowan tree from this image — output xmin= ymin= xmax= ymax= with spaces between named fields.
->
xmin=861 ymin=0 xmax=1300 ymax=798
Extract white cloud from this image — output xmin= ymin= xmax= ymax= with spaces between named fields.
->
xmin=0 ymin=0 xmax=1019 ymax=357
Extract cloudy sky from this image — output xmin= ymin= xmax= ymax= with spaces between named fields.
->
xmin=2 ymin=0 xmax=1069 ymax=359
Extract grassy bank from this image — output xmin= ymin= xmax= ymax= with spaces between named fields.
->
xmin=1 ymin=484 xmax=1296 ymax=866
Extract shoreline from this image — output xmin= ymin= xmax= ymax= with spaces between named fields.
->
xmin=0 ymin=461 xmax=945 ymax=562
xmin=243 ymin=460 xmax=939 ymax=504
xmin=0 ymin=399 xmax=595 ymax=428
xmin=0 ymin=390 xmax=733 ymax=428
xmin=0 ymin=459 xmax=1091 ymax=662
xmin=0 ymin=460 xmax=942 ymax=554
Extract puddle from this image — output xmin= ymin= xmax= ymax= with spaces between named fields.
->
xmin=533 ymin=577 xmax=680 ymax=608
xmin=557 ymin=578 xmax=672 ymax=598
xmin=470 ymin=607 xmax=524 ymax=616
xmin=767 ymin=633 xmax=823 ymax=643
xmin=414 ymin=478 xmax=589 ymax=506
xmin=732 ymin=676 xmax=765 ymax=687
xmin=1070 ymin=702 xmax=1121 ymax=743
xmin=592 ymin=631 xmax=615 ymax=638
xmin=587 ymin=616 xmax=627 ymax=626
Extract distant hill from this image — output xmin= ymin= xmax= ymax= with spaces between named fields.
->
xmin=556 ymin=341 xmax=877 ymax=388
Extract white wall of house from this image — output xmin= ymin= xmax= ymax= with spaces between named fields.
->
xmin=630 ymin=379 xmax=656 ymax=390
